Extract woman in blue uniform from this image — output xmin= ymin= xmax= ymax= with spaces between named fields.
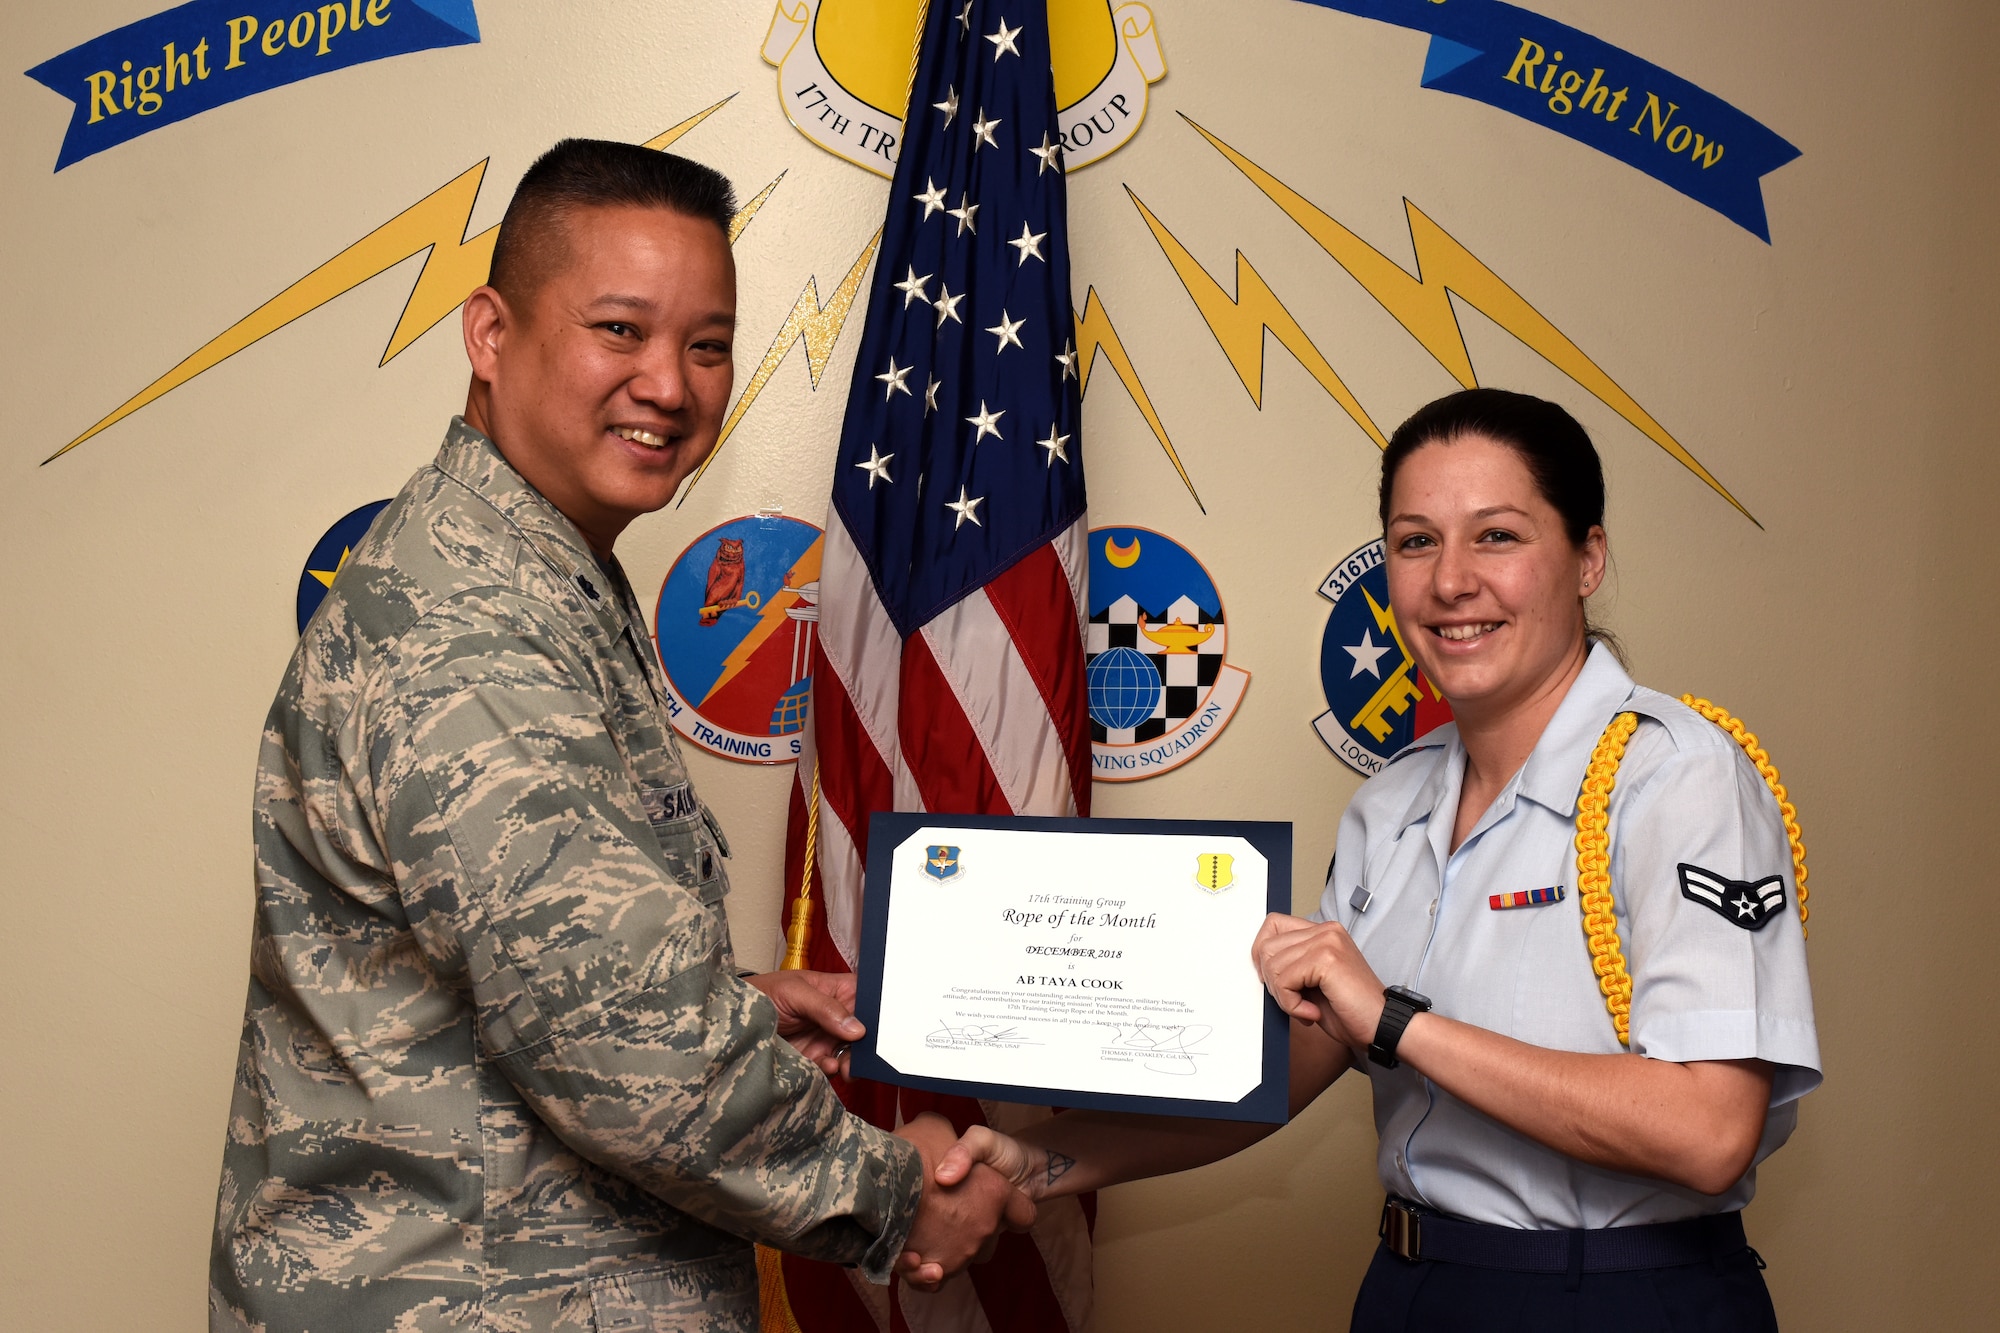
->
xmin=921 ymin=389 xmax=1820 ymax=1330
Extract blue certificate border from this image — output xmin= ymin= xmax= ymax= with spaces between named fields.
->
xmin=849 ymin=812 xmax=1293 ymax=1124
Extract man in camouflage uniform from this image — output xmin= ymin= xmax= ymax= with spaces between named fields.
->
xmin=211 ymin=141 xmax=1027 ymax=1332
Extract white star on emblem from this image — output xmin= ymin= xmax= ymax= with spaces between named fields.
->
xmin=947 ymin=485 xmax=985 ymax=529
xmin=893 ymin=265 xmax=931 ymax=308
xmin=986 ymin=309 xmax=1025 ymax=352
xmin=933 ymin=86 xmax=959 ymax=128
xmin=1009 ymin=222 xmax=1046 ymax=265
xmin=946 ymin=196 xmax=980 ymax=236
xmin=1038 ymin=426 xmax=1070 ymax=466
xmin=957 ymin=0 xmax=974 ymax=34
xmin=966 ymin=400 xmax=1005 ymax=444
xmin=1345 ymin=628 xmax=1392 ymax=679
xmin=933 ymin=284 xmax=964 ymax=327
xmin=924 ymin=375 xmax=940 ymax=414
xmin=914 ymin=177 xmax=948 ymax=219
xmin=986 ymin=18 xmax=1021 ymax=60
xmin=1055 ymin=338 xmax=1078 ymax=380
xmin=1731 ymin=893 xmax=1760 ymax=919
xmin=876 ymin=357 xmax=913 ymax=400
xmin=855 ymin=444 xmax=893 ymax=488
xmin=971 ymin=110 xmax=1002 ymax=151
xmin=1029 ymin=130 xmax=1063 ymax=175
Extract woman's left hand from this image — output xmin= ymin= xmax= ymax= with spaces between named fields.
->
xmin=1252 ymin=914 xmax=1389 ymax=1055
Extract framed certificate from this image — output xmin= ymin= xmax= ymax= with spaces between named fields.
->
xmin=849 ymin=813 xmax=1293 ymax=1123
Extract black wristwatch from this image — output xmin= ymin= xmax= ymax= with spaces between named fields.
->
xmin=1367 ymin=985 xmax=1433 ymax=1070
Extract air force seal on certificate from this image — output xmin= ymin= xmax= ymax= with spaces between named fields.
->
xmin=1195 ymin=853 xmax=1235 ymax=893
xmin=1314 ymin=538 xmax=1453 ymax=776
xmin=925 ymin=845 xmax=965 ymax=883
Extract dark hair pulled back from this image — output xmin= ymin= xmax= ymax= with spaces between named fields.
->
xmin=1378 ymin=388 xmax=1604 ymax=542
xmin=1379 ymin=388 xmax=1622 ymax=659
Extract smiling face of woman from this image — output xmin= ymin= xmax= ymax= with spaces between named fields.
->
xmin=1384 ymin=433 xmax=1607 ymax=725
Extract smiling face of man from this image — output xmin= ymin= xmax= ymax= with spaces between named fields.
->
xmin=461 ymin=202 xmax=736 ymax=555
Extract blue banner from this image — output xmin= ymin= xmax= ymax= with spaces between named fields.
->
xmin=1295 ymin=0 xmax=1799 ymax=241
xmin=25 ymin=0 xmax=480 ymax=171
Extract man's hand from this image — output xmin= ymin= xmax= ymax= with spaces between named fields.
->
xmin=1251 ymin=913 xmax=1387 ymax=1056
xmin=892 ymin=1113 xmax=1037 ymax=1291
xmin=932 ymin=1125 xmax=1044 ymax=1199
xmin=745 ymin=971 xmax=864 ymax=1078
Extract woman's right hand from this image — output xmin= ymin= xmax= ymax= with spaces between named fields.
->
xmin=931 ymin=1124 xmax=1052 ymax=1201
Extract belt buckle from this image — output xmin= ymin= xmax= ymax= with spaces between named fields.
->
xmin=1380 ymin=1198 xmax=1422 ymax=1261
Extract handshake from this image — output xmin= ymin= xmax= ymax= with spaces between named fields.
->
xmin=889 ymin=1112 xmax=1048 ymax=1291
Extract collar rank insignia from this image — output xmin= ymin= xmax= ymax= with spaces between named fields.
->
xmin=1489 ymin=886 xmax=1565 ymax=910
xmin=924 ymin=845 xmax=964 ymax=883
xmin=1678 ymin=863 xmax=1785 ymax=930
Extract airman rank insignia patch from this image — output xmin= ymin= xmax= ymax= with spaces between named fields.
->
xmin=1195 ymin=852 xmax=1234 ymax=893
xmin=925 ymin=845 xmax=964 ymax=883
xmin=1678 ymin=863 xmax=1785 ymax=930
xmin=1489 ymin=886 xmax=1564 ymax=910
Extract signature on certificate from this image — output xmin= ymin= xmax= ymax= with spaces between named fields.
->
xmin=927 ymin=1021 xmax=1040 ymax=1050
xmin=1100 ymin=1020 xmax=1213 ymax=1075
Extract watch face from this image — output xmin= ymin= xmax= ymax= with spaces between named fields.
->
xmin=1388 ymin=985 xmax=1432 ymax=1010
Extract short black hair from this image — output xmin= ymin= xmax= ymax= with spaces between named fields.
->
xmin=1379 ymin=388 xmax=1605 ymax=546
xmin=487 ymin=138 xmax=738 ymax=307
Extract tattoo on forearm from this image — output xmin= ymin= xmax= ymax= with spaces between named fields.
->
xmin=1045 ymin=1150 xmax=1076 ymax=1188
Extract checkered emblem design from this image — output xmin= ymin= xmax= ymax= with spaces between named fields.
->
xmin=1085 ymin=593 xmax=1228 ymax=744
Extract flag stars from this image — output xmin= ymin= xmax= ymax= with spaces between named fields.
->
xmin=933 ymin=86 xmax=959 ymax=128
xmin=876 ymin=357 xmax=913 ymax=400
xmin=987 ymin=309 xmax=1025 ymax=352
xmin=914 ymin=178 xmax=948 ymax=219
xmin=856 ymin=444 xmax=894 ymax=488
xmin=957 ymin=0 xmax=975 ymax=34
xmin=946 ymin=196 xmax=980 ymax=236
xmin=894 ymin=266 xmax=931 ymax=308
xmin=924 ymin=375 xmax=941 ymax=414
xmin=1029 ymin=131 xmax=1062 ymax=175
xmin=1055 ymin=338 xmax=1078 ymax=380
xmin=986 ymin=18 xmax=1021 ymax=60
xmin=1009 ymin=222 xmax=1046 ymax=265
xmin=966 ymin=401 xmax=1005 ymax=443
xmin=971 ymin=110 xmax=1002 ymax=151
xmin=947 ymin=485 xmax=985 ymax=529
xmin=1037 ymin=427 xmax=1071 ymax=466
xmin=934 ymin=284 xmax=965 ymax=327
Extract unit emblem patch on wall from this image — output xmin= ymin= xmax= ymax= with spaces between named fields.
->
xmin=295 ymin=499 xmax=389 ymax=634
xmin=1087 ymin=526 xmax=1248 ymax=782
xmin=1315 ymin=538 xmax=1453 ymax=776
xmin=761 ymin=0 xmax=1165 ymax=176
xmin=653 ymin=514 xmax=824 ymax=764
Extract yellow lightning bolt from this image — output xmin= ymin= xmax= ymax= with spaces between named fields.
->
xmin=699 ymin=534 xmax=825 ymax=708
xmin=46 ymin=97 xmax=755 ymax=464
xmin=678 ymin=228 xmax=882 ymax=503
xmin=1129 ymin=186 xmax=1388 ymax=451
xmin=1181 ymin=114 xmax=1754 ymax=525
xmin=1073 ymin=285 xmax=1203 ymax=512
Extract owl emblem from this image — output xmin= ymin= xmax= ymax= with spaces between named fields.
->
xmin=700 ymin=538 xmax=746 ymax=625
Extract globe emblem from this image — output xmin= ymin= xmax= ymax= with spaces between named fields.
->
xmin=1086 ymin=645 xmax=1163 ymax=732
xmin=768 ymin=677 xmax=812 ymax=736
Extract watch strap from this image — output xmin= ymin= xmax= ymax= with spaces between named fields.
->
xmin=1368 ymin=988 xmax=1428 ymax=1069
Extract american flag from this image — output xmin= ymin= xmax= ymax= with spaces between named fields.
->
xmin=764 ymin=1 xmax=1094 ymax=1330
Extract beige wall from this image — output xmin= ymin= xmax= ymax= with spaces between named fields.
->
xmin=3 ymin=1 xmax=1996 ymax=1327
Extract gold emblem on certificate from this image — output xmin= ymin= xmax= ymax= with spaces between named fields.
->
xmin=1195 ymin=852 xmax=1235 ymax=893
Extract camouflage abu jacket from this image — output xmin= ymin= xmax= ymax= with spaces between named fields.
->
xmin=212 ymin=421 xmax=921 ymax=1333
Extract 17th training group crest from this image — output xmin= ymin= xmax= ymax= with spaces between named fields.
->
xmin=1315 ymin=538 xmax=1453 ymax=776
xmin=1087 ymin=526 xmax=1249 ymax=781
xmin=762 ymin=0 xmax=1165 ymax=176
xmin=653 ymin=514 xmax=824 ymax=765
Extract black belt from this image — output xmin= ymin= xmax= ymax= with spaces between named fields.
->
xmin=1380 ymin=1197 xmax=1750 ymax=1273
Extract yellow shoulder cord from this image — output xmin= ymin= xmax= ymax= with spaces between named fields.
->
xmin=1574 ymin=699 xmax=1812 ymax=1046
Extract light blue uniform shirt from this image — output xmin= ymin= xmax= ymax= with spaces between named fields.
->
xmin=1316 ymin=645 xmax=1821 ymax=1229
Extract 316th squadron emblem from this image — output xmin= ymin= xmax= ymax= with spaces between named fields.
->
xmin=1195 ymin=852 xmax=1234 ymax=893
xmin=1314 ymin=539 xmax=1454 ymax=776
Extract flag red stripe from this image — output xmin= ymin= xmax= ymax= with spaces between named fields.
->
xmin=811 ymin=634 xmax=899 ymax=865
xmin=898 ymin=633 xmax=1012 ymax=815
xmin=982 ymin=544 xmax=1092 ymax=816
